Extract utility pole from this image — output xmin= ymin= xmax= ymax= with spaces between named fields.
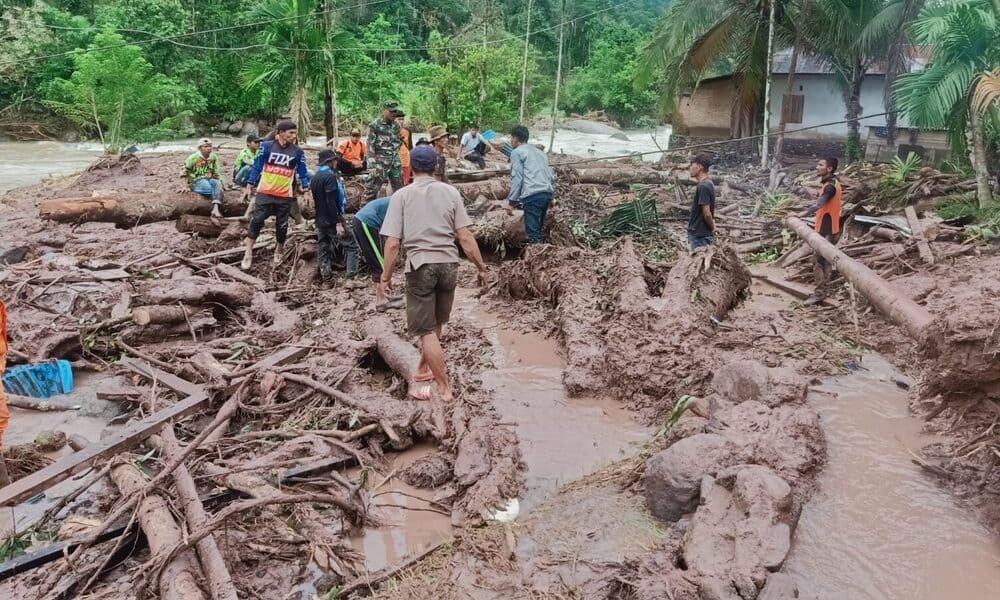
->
xmin=549 ymin=0 xmax=566 ymax=154
xmin=518 ymin=0 xmax=534 ymax=123
xmin=761 ymin=0 xmax=777 ymax=168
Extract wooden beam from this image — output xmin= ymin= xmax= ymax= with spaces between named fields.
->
xmin=119 ymin=357 xmax=205 ymax=397
xmin=0 ymin=391 xmax=208 ymax=506
xmin=904 ymin=206 xmax=935 ymax=265
xmin=752 ymin=273 xmax=841 ymax=308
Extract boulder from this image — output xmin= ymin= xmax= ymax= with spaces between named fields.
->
xmin=240 ymin=121 xmax=260 ymax=137
xmin=609 ymin=132 xmax=631 ymax=141
xmin=645 ymin=433 xmax=733 ymax=521
xmin=562 ymin=118 xmax=625 ymax=136
xmin=712 ymin=360 xmax=807 ymax=407
xmin=228 ymin=121 xmax=244 ymax=135
xmin=0 ymin=245 xmax=30 ymax=265
xmin=217 ymin=120 xmax=232 ymax=132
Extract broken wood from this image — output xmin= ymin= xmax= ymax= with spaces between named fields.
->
xmin=338 ymin=538 xmax=450 ymax=596
xmin=281 ymin=372 xmax=402 ymax=442
xmin=109 ymin=461 xmax=206 ymax=600
xmin=131 ymin=304 xmax=202 ymax=326
xmin=4 ymin=394 xmax=79 ymax=412
xmin=40 ymin=193 xmax=249 ymax=227
xmin=752 ymin=273 xmax=840 ymax=308
xmin=140 ymin=276 xmax=254 ymax=307
xmin=176 ymin=214 xmax=231 ymax=237
xmin=150 ymin=427 xmax=239 ymax=600
xmin=215 ymin=262 xmax=266 ymax=289
xmin=904 ymin=206 xmax=935 ymax=265
xmin=786 ymin=216 xmax=936 ymax=340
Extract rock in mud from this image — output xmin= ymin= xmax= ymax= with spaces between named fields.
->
xmin=681 ymin=466 xmax=794 ymax=600
xmin=0 ymin=244 xmax=29 ymax=265
xmin=758 ymin=573 xmax=802 ymax=600
xmin=645 ymin=433 xmax=735 ymax=522
xmin=34 ymin=430 xmax=68 ymax=452
xmin=400 ymin=451 xmax=454 ymax=488
xmin=712 ymin=361 xmax=806 ymax=407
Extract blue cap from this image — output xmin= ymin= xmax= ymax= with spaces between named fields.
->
xmin=410 ymin=145 xmax=439 ymax=173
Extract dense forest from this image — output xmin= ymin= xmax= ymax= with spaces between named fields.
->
xmin=0 ymin=0 xmax=670 ymax=147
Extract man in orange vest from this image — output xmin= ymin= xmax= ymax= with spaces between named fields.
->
xmin=802 ymin=157 xmax=842 ymax=304
xmin=335 ymin=128 xmax=368 ymax=176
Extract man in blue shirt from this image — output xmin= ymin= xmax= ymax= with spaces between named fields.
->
xmin=506 ymin=125 xmax=555 ymax=244
xmin=354 ymin=196 xmax=403 ymax=311
xmin=310 ymin=150 xmax=359 ymax=285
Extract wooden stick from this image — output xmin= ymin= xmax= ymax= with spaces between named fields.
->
xmin=281 ymin=373 xmax=401 ymax=442
xmin=338 ymin=538 xmax=451 ymax=596
xmin=904 ymin=205 xmax=935 ymax=265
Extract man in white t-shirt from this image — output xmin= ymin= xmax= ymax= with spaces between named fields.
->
xmin=457 ymin=124 xmax=489 ymax=169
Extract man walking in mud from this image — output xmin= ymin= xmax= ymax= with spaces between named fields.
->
xmin=183 ymin=138 xmax=224 ymax=218
xmin=241 ymin=120 xmax=310 ymax=270
xmin=506 ymin=125 xmax=554 ymax=244
xmin=687 ymin=153 xmax=717 ymax=251
xmin=379 ymin=146 xmax=490 ymax=401
xmin=365 ymin=102 xmax=404 ymax=200
xmin=801 ymin=157 xmax=843 ymax=305
xmin=311 ymin=149 xmax=357 ymax=286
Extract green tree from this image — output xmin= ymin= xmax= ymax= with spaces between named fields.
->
xmin=896 ymin=0 xmax=1000 ymax=207
xmin=564 ymin=23 xmax=660 ymax=126
xmin=43 ymin=31 xmax=204 ymax=150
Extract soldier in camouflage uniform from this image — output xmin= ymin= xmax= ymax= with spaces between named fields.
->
xmin=365 ymin=102 xmax=404 ymax=200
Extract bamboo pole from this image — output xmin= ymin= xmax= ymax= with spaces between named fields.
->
xmin=761 ymin=0 xmax=777 ymax=168
xmin=518 ymin=0 xmax=534 ymax=123
xmin=785 ymin=217 xmax=936 ymax=340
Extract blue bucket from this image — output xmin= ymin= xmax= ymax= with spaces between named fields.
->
xmin=2 ymin=359 xmax=74 ymax=399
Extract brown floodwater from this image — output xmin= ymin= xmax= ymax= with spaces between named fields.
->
xmin=784 ymin=354 xmax=1000 ymax=599
xmin=456 ymin=290 xmax=651 ymax=512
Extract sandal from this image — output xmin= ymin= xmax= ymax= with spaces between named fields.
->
xmin=414 ymin=369 xmax=434 ymax=382
xmin=408 ymin=382 xmax=433 ymax=401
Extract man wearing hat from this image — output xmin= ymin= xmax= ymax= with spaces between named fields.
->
xmin=311 ymin=149 xmax=358 ymax=285
xmin=416 ymin=125 xmax=450 ymax=182
xmin=365 ymin=102 xmax=404 ymax=200
xmin=241 ymin=120 xmax=310 ymax=269
xmin=379 ymin=145 xmax=490 ymax=402
xmin=336 ymin=128 xmax=367 ymax=176
xmin=183 ymin=138 xmax=224 ymax=217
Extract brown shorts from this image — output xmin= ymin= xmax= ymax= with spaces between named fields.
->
xmin=405 ymin=263 xmax=458 ymax=336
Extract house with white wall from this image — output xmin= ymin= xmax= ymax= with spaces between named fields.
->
xmin=673 ymin=47 xmax=949 ymax=161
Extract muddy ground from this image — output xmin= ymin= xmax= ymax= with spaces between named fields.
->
xmin=0 ymin=148 xmax=998 ymax=599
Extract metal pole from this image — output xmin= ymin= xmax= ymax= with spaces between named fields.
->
xmin=518 ymin=0 xmax=534 ymax=123
xmin=548 ymin=0 xmax=566 ymax=153
xmin=761 ymin=0 xmax=777 ymax=168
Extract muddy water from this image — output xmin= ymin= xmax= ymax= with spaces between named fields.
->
xmin=785 ymin=354 xmax=1000 ymax=599
xmin=347 ymin=443 xmax=453 ymax=574
xmin=456 ymin=290 xmax=651 ymax=512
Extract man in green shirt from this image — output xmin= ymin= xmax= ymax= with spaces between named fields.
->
xmin=183 ymin=138 xmax=224 ymax=217
xmin=234 ymin=134 xmax=260 ymax=188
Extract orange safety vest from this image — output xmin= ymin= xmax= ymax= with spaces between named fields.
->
xmin=814 ymin=179 xmax=842 ymax=235
xmin=338 ymin=139 xmax=366 ymax=162
xmin=398 ymin=128 xmax=411 ymax=168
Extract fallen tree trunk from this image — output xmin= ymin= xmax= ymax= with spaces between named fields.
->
xmin=176 ymin=214 xmax=230 ymax=237
xmin=150 ymin=427 xmax=238 ymax=600
xmin=786 ymin=216 xmax=935 ymax=340
xmin=109 ymin=462 xmax=206 ymax=600
xmin=40 ymin=194 xmax=250 ymax=227
xmin=140 ymin=277 xmax=254 ymax=307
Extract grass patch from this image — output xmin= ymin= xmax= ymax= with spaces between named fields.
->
xmin=747 ymin=245 xmax=782 ymax=265
xmin=936 ymin=194 xmax=1000 ymax=240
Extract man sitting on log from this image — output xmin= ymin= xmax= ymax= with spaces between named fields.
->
xmin=312 ymin=149 xmax=359 ymax=286
xmin=801 ymin=157 xmax=843 ymax=305
xmin=378 ymin=145 xmax=490 ymax=401
xmin=458 ymin=124 xmax=489 ymax=169
xmin=505 ymin=125 xmax=554 ymax=244
xmin=686 ymin=153 xmax=717 ymax=251
xmin=334 ymin=128 xmax=367 ymax=176
xmin=241 ymin=120 xmax=310 ymax=270
xmin=183 ymin=138 xmax=224 ymax=218
xmin=234 ymin=134 xmax=261 ymax=195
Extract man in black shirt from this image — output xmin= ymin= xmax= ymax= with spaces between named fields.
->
xmin=687 ymin=153 xmax=717 ymax=251
xmin=311 ymin=150 xmax=353 ymax=285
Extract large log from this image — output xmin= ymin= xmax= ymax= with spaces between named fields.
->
xmin=39 ymin=194 xmax=249 ymax=227
xmin=786 ymin=216 xmax=935 ymax=340
xmin=140 ymin=277 xmax=254 ymax=307
xmin=109 ymin=462 xmax=206 ymax=600
xmin=176 ymin=214 xmax=229 ymax=237
xmin=132 ymin=305 xmax=202 ymax=326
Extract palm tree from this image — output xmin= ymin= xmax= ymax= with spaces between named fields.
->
xmin=243 ymin=0 xmax=353 ymax=138
xmin=639 ymin=0 xmax=791 ymax=139
xmin=895 ymin=0 xmax=1000 ymax=208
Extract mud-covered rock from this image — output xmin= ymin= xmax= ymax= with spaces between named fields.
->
xmin=758 ymin=573 xmax=800 ymax=600
xmin=712 ymin=360 xmax=807 ymax=407
xmin=400 ymin=451 xmax=454 ymax=488
xmin=34 ymin=430 xmax=68 ymax=452
xmin=645 ymin=433 xmax=734 ymax=521
xmin=0 ymin=244 xmax=30 ymax=265
xmin=681 ymin=466 xmax=794 ymax=600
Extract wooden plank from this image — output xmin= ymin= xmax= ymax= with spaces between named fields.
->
xmin=0 ymin=391 xmax=209 ymax=507
xmin=229 ymin=339 xmax=314 ymax=379
xmin=904 ymin=206 xmax=935 ymax=265
xmin=119 ymin=357 xmax=204 ymax=397
xmin=752 ymin=273 xmax=841 ymax=308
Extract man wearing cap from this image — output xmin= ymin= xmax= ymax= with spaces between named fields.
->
xmin=365 ymin=102 xmax=404 ymax=200
xmin=234 ymin=134 xmax=261 ymax=191
xmin=395 ymin=109 xmax=413 ymax=185
xmin=379 ymin=145 xmax=490 ymax=402
xmin=241 ymin=120 xmax=310 ymax=270
xmin=336 ymin=128 xmax=367 ymax=176
xmin=687 ymin=152 xmax=717 ymax=251
xmin=183 ymin=138 xmax=224 ymax=218
xmin=415 ymin=125 xmax=450 ymax=182
xmin=311 ymin=149 xmax=358 ymax=285
xmin=506 ymin=125 xmax=554 ymax=244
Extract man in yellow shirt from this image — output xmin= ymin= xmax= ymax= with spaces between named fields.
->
xmin=395 ymin=109 xmax=413 ymax=185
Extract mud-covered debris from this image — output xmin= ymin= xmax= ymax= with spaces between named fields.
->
xmin=399 ymin=451 xmax=454 ymax=489
xmin=645 ymin=433 xmax=732 ymax=522
xmin=33 ymin=430 xmax=68 ymax=452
